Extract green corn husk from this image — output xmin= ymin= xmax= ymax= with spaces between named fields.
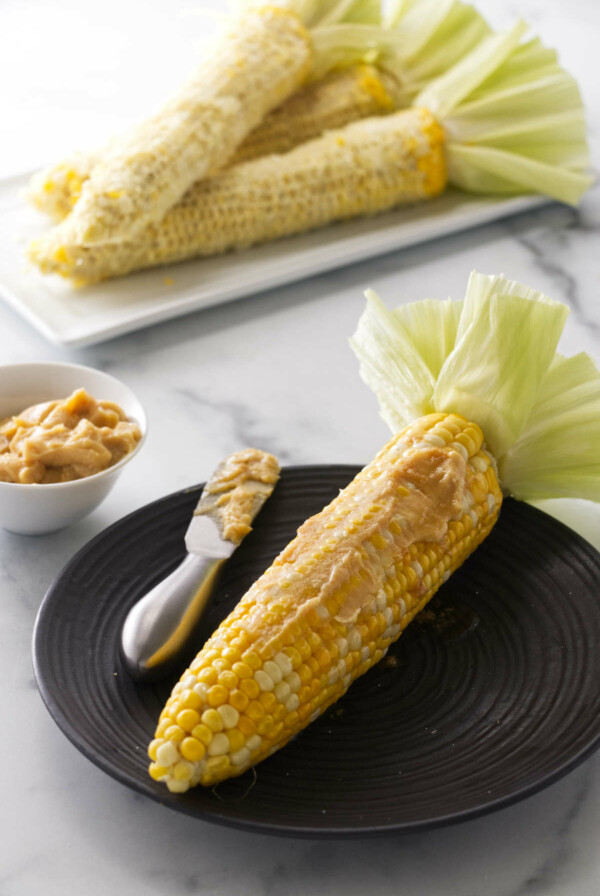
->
xmin=382 ymin=0 xmax=491 ymax=103
xmin=416 ymin=22 xmax=593 ymax=205
xmin=351 ymin=271 xmax=600 ymax=502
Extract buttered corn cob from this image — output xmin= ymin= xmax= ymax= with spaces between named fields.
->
xmin=67 ymin=6 xmax=312 ymax=246
xmin=28 ymin=64 xmax=403 ymax=222
xmin=148 ymin=413 xmax=502 ymax=790
xmin=29 ymin=108 xmax=445 ymax=284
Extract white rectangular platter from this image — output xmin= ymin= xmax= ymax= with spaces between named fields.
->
xmin=0 ymin=170 xmax=549 ymax=348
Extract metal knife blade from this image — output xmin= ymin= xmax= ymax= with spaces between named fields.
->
xmin=120 ymin=449 xmax=280 ymax=681
xmin=184 ymin=513 xmax=236 ymax=559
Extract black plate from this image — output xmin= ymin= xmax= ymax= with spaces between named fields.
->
xmin=33 ymin=466 xmax=600 ymax=837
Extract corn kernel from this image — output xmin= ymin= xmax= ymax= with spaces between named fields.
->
xmin=298 ymin=685 xmax=311 ymax=704
xmin=227 ymin=729 xmax=246 ymax=753
xmin=246 ymin=700 xmax=265 ymax=721
xmin=201 ymin=709 xmax=224 ymax=732
xmin=230 ymin=689 xmax=249 ymax=712
xmin=191 ymin=724 xmax=213 ymax=746
xmin=259 ymin=691 xmax=277 ymax=711
xmin=306 ymin=656 xmax=320 ymax=676
xmin=257 ymin=715 xmax=275 ymax=737
xmin=238 ymin=715 xmax=255 ymax=737
xmin=231 ymin=747 xmax=251 ymax=767
xmin=219 ymin=670 xmax=238 ymax=689
xmin=166 ymin=778 xmax=190 ymax=793
xmin=242 ymin=650 xmax=261 ymax=670
xmin=287 ymin=671 xmax=302 ymax=691
xmin=255 ymin=669 xmax=275 ymax=692
xmin=208 ymin=732 xmax=230 ymax=757
xmin=208 ymin=684 xmax=229 ymax=707
xmin=179 ymin=689 xmax=202 ymax=711
xmin=297 ymin=664 xmax=312 ymax=685
xmin=173 ymin=760 xmax=193 ymax=781
xmin=204 ymin=756 xmax=231 ymax=780
xmin=176 ymin=709 xmax=200 ymax=732
xmin=298 ymin=703 xmax=312 ymax=722
xmin=232 ymin=661 xmax=253 ymax=679
xmin=284 ymin=709 xmax=300 ymax=728
xmin=240 ymin=678 xmax=261 ymax=699
xmin=197 ymin=667 xmax=218 ymax=686
xmin=165 ymin=725 xmax=185 ymax=743
xmin=296 ymin=639 xmax=311 ymax=660
xmin=273 ymin=703 xmax=287 ymax=722
xmin=156 ymin=741 xmax=179 ymax=767
xmin=217 ymin=705 xmax=240 ymax=729
xmin=155 ymin=719 xmax=171 ymax=738
xmin=180 ymin=737 xmax=206 ymax=762
xmin=147 ymin=739 xmax=162 ymax=761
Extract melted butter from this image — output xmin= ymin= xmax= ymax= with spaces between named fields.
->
xmin=332 ymin=448 xmax=466 ymax=624
xmin=235 ymin=443 xmax=467 ymax=651
xmin=195 ymin=448 xmax=280 ymax=544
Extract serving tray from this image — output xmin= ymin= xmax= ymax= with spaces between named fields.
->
xmin=0 ymin=170 xmax=549 ymax=347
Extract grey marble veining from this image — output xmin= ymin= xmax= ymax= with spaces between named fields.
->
xmin=1 ymin=0 xmax=600 ymax=893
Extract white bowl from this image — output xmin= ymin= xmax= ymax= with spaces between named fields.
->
xmin=0 ymin=362 xmax=147 ymax=535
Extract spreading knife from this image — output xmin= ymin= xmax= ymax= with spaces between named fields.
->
xmin=120 ymin=449 xmax=280 ymax=681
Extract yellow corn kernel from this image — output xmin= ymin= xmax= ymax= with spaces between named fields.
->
xmin=246 ymin=700 xmax=265 ymax=721
xmin=164 ymin=725 xmax=185 ymax=743
xmin=207 ymin=684 xmax=229 ymax=707
xmin=229 ymin=689 xmax=249 ymax=712
xmin=219 ymin=670 xmax=239 ymax=689
xmin=232 ymin=661 xmax=253 ymax=679
xmin=147 ymin=739 xmax=162 ymax=761
xmin=201 ymin=709 xmax=224 ymax=733
xmin=227 ymin=729 xmax=246 ymax=754
xmin=237 ymin=715 xmax=256 ymax=738
xmin=178 ymin=689 xmax=202 ymax=711
xmin=173 ymin=760 xmax=193 ymax=781
xmin=197 ymin=667 xmax=218 ymax=686
xmin=176 ymin=709 xmax=200 ymax=732
xmin=190 ymin=724 xmax=213 ymax=747
xmin=180 ymin=737 xmax=206 ymax=763
xmin=239 ymin=678 xmax=261 ymax=699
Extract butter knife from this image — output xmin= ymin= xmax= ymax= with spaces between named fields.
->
xmin=120 ymin=449 xmax=280 ymax=681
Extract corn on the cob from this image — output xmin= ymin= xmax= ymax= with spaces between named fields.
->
xmin=148 ymin=412 xmax=502 ymax=790
xmin=27 ymin=0 xmax=491 ymax=222
xmin=28 ymin=64 xmax=403 ymax=223
xmin=29 ymin=21 xmax=591 ymax=285
xmin=26 ymin=0 xmax=490 ymax=224
xmin=67 ymin=7 xmax=313 ymax=246
xmin=28 ymin=108 xmax=446 ymax=284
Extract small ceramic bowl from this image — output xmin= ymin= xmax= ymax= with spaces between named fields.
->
xmin=0 ymin=362 xmax=147 ymax=535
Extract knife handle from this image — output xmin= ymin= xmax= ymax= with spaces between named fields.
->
xmin=120 ymin=553 xmax=225 ymax=681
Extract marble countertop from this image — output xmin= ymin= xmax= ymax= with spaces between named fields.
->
xmin=1 ymin=0 xmax=599 ymax=893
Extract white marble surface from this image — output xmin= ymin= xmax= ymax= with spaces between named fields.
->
xmin=1 ymin=0 xmax=600 ymax=893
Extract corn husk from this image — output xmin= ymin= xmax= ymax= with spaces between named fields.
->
xmin=351 ymin=271 xmax=600 ymax=501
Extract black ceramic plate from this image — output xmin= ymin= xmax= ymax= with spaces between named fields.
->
xmin=33 ymin=466 xmax=600 ymax=837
